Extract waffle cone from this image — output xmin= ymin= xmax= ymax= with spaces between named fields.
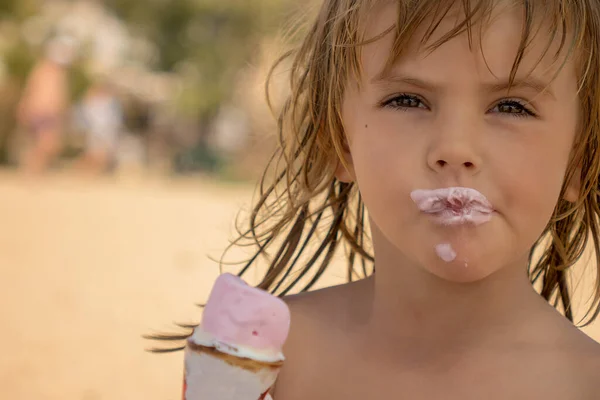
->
xmin=183 ymin=340 xmax=283 ymax=400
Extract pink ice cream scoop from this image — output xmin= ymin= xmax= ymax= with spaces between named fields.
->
xmin=201 ymin=273 xmax=290 ymax=354
xmin=183 ymin=274 xmax=289 ymax=399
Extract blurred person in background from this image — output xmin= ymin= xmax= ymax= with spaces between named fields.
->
xmin=75 ymin=79 xmax=124 ymax=174
xmin=15 ymin=34 xmax=78 ymax=175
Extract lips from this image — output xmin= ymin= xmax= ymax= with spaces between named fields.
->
xmin=410 ymin=187 xmax=494 ymax=226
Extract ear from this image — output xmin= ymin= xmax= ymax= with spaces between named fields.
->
xmin=334 ymin=137 xmax=356 ymax=183
xmin=563 ymin=166 xmax=581 ymax=203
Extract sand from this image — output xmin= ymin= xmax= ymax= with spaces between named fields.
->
xmin=0 ymin=170 xmax=597 ymax=399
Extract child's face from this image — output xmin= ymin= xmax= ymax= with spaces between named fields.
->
xmin=339 ymin=2 xmax=580 ymax=282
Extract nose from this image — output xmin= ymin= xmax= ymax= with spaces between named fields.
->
xmin=428 ymin=149 xmax=479 ymax=172
xmin=427 ymin=118 xmax=482 ymax=176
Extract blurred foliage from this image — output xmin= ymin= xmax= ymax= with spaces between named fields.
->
xmin=103 ymin=0 xmax=291 ymax=118
xmin=68 ymin=62 xmax=92 ymax=102
xmin=0 ymin=0 xmax=38 ymax=84
xmin=0 ymin=0 xmax=294 ymax=118
xmin=102 ymin=0 xmax=295 ymax=174
xmin=3 ymin=39 xmax=91 ymax=102
xmin=0 ymin=0 xmax=37 ymax=21
xmin=0 ymin=0 xmax=298 ymax=172
xmin=3 ymin=40 xmax=36 ymax=85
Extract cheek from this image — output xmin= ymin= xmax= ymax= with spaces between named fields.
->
xmin=348 ymin=129 xmax=419 ymax=221
xmin=350 ymin=138 xmax=390 ymax=201
xmin=350 ymin=126 xmax=405 ymax=186
xmin=347 ymin=113 xmax=439 ymax=226
xmin=350 ymin=116 xmax=422 ymax=173
xmin=494 ymin=136 xmax=572 ymax=233
xmin=503 ymin=164 xmax=561 ymax=223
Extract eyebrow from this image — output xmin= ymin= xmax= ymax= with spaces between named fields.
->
xmin=370 ymin=73 xmax=556 ymax=100
xmin=484 ymin=77 xmax=555 ymax=100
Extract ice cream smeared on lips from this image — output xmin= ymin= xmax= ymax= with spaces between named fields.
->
xmin=190 ymin=273 xmax=291 ymax=362
xmin=411 ymin=187 xmax=493 ymax=264
xmin=411 ymin=187 xmax=494 ymax=226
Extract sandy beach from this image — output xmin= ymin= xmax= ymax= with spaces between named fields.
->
xmin=0 ymin=170 xmax=597 ymax=399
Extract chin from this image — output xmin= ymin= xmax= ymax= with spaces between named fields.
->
xmin=424 ymin=256 xmax=500 ymax=284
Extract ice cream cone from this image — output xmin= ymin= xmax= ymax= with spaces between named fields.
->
xmin=183 ymin=340 xmax=282 ymax=399
xmin=181 ymin=274 xmax=290 ymax=399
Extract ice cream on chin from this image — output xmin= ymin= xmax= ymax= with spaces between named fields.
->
xmin=411 ymin=187 xmax=494 ymax=265
xmin=190 ymin=273 xmax=290 ymax=363
xmin=435 ymin=243 xmax=457 ymax=263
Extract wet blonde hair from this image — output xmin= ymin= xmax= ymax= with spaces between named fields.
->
xmin=148 ymin=0 xmax=600 ymax=351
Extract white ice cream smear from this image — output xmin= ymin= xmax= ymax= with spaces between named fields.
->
xmin=190 ymin=327 xmax=285 ymax=363
xmin=435 ymin=243 xmax=457 ymax=262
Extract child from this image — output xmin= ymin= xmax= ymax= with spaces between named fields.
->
xmin=16 ymin=34 xmax=78 ymax=174
xmin=152 ymin=0 xmax=600 ymax=398
xmin=75 ymin=80 xmax=124 ymax=174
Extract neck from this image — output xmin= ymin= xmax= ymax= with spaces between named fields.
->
xmin=358 ymin=226 xmax=551 ymax=355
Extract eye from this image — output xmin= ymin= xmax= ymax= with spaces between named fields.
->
xmin=381 ymin=94 xmax=428 ymax=111
xmin=489 ymin=99 xmax=537 ymax=118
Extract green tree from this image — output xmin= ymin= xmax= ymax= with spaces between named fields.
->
xmin=105 ymin=0 xmax=288 ymax=114
xmin=104 ymin=0 xmax=291 ymax=171
xmin=0 ymin=0 xmax=38 ymax=164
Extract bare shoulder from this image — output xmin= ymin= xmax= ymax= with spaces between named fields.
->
xmin=568 ymin=329 xmax=600 ymax=395
xmin=281 ymin=278 xmax=366 ymax=352
xmin=549 ymin=321 xmax=600 ymax=397
xmin=282 ymin=278 xmax=369 ymax=338
xmin=272 ymin=279 xmax=369 ymax=399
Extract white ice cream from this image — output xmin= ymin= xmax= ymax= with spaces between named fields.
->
xmin=190 ymin=326 xmax=285 ymax=363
